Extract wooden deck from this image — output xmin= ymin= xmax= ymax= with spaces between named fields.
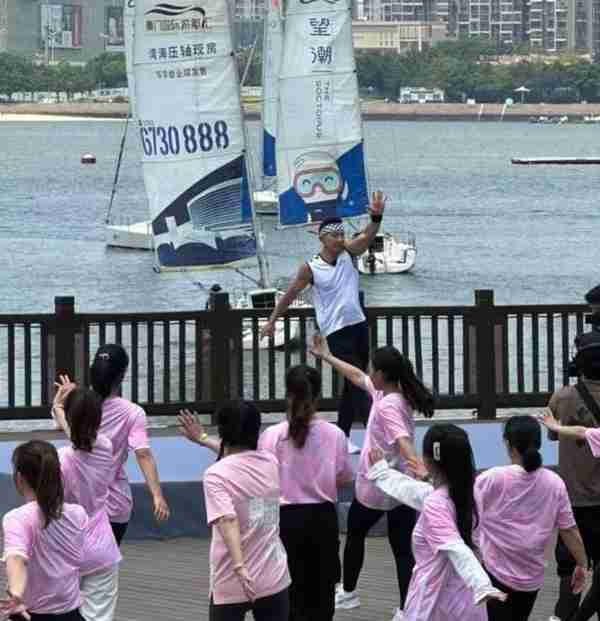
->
xmin=115 ymin=535 xmax=561 ymax=620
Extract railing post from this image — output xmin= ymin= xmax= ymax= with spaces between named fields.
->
xmin=52 ymin=296 xmax=78 ymax=387
xmin=474 ymin=289 xmax=497 ymax=420
xmin=209 ymin=291 xmax=235 ymax=417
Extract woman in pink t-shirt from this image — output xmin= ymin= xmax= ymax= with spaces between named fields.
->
xmin=1 ymin=440 xmax=88 ymax=621
xmin=184 ymin=401 xmax=290 ymax=620
xmin=367 ymin=423 xmax=506 ymax=621
xmin=476 ymin=415 xmax=587 ymax=621
xmin=52 ymin=384 xmax=122 ymax=621
xmin=311 ymin=336 xmax=433 ymax=620
xmin=89 ymin=344 xmax=169 ymax=544
xmin=258 ymin=364 xmax=354 ymax=621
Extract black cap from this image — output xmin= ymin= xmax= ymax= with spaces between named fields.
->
xmin=210 ymin=284 xmax=222 ymax=293
xmin=585 ymin=285 xmax=600 ymax=305
xmin=318 ymin=217 xmax=343 ymax=233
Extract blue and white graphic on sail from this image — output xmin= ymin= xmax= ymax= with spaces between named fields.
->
xmin=133 ymin=0 xmax=256 ymax=268
xmin=276 ymin=0 xmax=368 ymax=226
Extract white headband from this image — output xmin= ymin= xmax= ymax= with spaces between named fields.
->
xmin=319 ymin=222 xmax=344 ymax=237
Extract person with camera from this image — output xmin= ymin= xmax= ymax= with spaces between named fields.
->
xmin=541 ymin=289 xmax=600 ymax=621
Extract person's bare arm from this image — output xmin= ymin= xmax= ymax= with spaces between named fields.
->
xmin=135 ymin=448 xmax=170 ymax=521
xmin=260 ymin=263 xmax=312 ymax=339
xmin=217 ymin=517 xmax=256 ymax=601
xmin=345 ymin=191 xmax=386 ymax=256
xmin=559 ymin=526 xmax=589 ymax=594
xmin=539 ymin=409 xmax=587 ymax=442
xmin=310 ymin=335 xmax=367 ymax=388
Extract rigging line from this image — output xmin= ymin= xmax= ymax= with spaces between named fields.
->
xmin=232 ymin=267 xmax=263 ymax=288
xmin=105 ymin=114 xmax=130 ymax=224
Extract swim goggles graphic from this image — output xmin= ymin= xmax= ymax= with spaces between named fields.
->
xmin=293 ymin=167 xmax=343 ymax=198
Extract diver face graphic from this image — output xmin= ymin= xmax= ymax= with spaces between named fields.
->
xmin=293 ymin=166 xmax=342 ymax=204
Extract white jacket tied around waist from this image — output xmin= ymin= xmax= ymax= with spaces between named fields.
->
xmin=308 ymin=251 xmax=365 ymax=337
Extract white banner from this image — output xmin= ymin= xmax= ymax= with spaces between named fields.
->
xmin=134 ymin=0 xmax=255 ymax=268
xmin=276 ymin=0 xmax=368 ymax=226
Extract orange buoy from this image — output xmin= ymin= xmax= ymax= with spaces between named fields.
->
xmin=81 ymin=153 xmax=97 ymax=164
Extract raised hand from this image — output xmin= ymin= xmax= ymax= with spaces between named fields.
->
xmin=369 ymin=190 xmax=387 ymax=218
xmin=309 ymin=334 xmax=330 ymax=359
xmin=259 ymin=320 xmax=275 ymax=341
xmin=53 ymin=374 xmax=77 ymax=408
xmin=178 ymin=409 xmax=207 ymax=445
xmin=538 ymin=408 xmax=560 ymax=433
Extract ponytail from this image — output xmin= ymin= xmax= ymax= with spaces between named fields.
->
xmin=503 ymin=415 xmax=542 ymax=473
xmin=90 ymin=344 xmax=129 ymax=399
xmin=13 ymin=441 xmax=64 ymax=528
xmin=372 ymin=347 xmax=435 ymax=418
xmin=65 ymin=388 xmax=102 ymax=452
xmin=423 ymin=424 xmax=478 ymax=549
xmin=285 ymin=365 xmax=321 ymax=449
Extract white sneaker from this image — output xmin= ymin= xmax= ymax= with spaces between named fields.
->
xmin=391 ymin=608 xmax=404 ymax=621
xmin=335 ymin=585 xmax=361 ymax=609
xmin=347 ymin=440 xmax=361 ymax=454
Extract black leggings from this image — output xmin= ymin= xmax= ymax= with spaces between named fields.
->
xmin=12 ymin=610 xmax=84 ymax=621
xmin=209 ymin=588 xmax=289 ymax=621
xmin=110 ymin=521 xmax=129 ymax=546
xmin=280 ymin=502 xmax=340 ymax=621
xmin=342 ymin=499 xmax=416 ymax=607
xmin=326 ymin=321 xmax=371 ymax=437
xmin=486 ymin=572 xmax=539 ymax=621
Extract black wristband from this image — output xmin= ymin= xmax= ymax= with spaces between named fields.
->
xmin=370 ymin=214 xmax=383 ymax=223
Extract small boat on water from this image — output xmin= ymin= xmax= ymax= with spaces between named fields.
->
xmin=357 ymin=232 xmax=417 ymax=275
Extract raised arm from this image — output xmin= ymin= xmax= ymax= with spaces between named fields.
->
xmin=539 ymin=409 xmax=588 ymax=442
xmin=260 ymin=263 xmax=312 ymax=340
xmin=51 ymin=374 xmax=77 ymax=438
xmin=310 ymin=335 xmax=367 ymax=388
xmin=344 ymin=191 xmax=386 ymax=256
xmin=178 ymin=409 xmax=221 ymax=454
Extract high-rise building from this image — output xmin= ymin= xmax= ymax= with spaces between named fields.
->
xmin=1 ymin=0 xmax=126 ymax=63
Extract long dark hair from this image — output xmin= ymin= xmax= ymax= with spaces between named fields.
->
xmin=90 ymin=344 xmax=129 ymax=399
xmin=13 ymin=440 xmax=64 ymax=528
xmin=422 ymin=424 xmax=478 ymax=549
xmin=503 ymin=415 xmax=542 ymax=473
xmin=285 ymin=365 xmax=321 ymax=449
xmin=372 ymin=346 xmax=435 ymax=418
xmin=216 ymin=401 xmax=261 ymax=460
xmin=64 ymin=388 xmax=103 ymax=453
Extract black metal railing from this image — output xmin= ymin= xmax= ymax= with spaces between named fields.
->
xmin=0 ymin=290 xmax=588 ymax=423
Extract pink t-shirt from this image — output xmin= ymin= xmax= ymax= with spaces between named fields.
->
xmin=405 ymin=487 xmax=486 ymax=621
xmin=203 ymin=450 xmax=291 ymax=605
xmin=258 ymin=419 xmax=354 ymax=505
xmin=2 ymin=502 xmax=88 ymax=614
xmin=99 ymin=397 xmax=150 ymax=523
xmin=356 ymin=376 xmax=415 ymax=510
xmin=585 ymin=428 xmax=600 ymax=456
xmin=59 ymin=434 xmax=122 ymax=575
xmin=475 ymin=465 xmax=576 ymax=591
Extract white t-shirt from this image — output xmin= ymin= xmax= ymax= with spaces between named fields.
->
xmin=308 ymin=251 xmax=365 ymax=337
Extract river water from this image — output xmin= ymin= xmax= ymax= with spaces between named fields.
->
xmin=1 ymin=119 xmax=599 ymax=314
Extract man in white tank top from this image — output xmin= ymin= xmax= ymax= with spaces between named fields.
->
xmin=261 ymin=192 xmax=387 ymax=443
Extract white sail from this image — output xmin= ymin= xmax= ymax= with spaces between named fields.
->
xmin=124 ymin=0 xmax=136 ymax=118
xmin=133 ymin=0 xmax=256 ymax=268
xmin=261 ymin=0 xmax=283 ymax=178
xmin=276 ymin=0 xmax=369 ymax=226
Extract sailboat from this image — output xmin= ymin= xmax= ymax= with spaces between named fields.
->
xmin=272 ymin=0 xmax=416 ymax=273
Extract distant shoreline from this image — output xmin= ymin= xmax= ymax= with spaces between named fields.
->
xmin=2 ymin=101 xmax=600 ymax=122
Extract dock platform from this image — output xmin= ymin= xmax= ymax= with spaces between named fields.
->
xmin=512 ymin=157 xmax=600 ymax=165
